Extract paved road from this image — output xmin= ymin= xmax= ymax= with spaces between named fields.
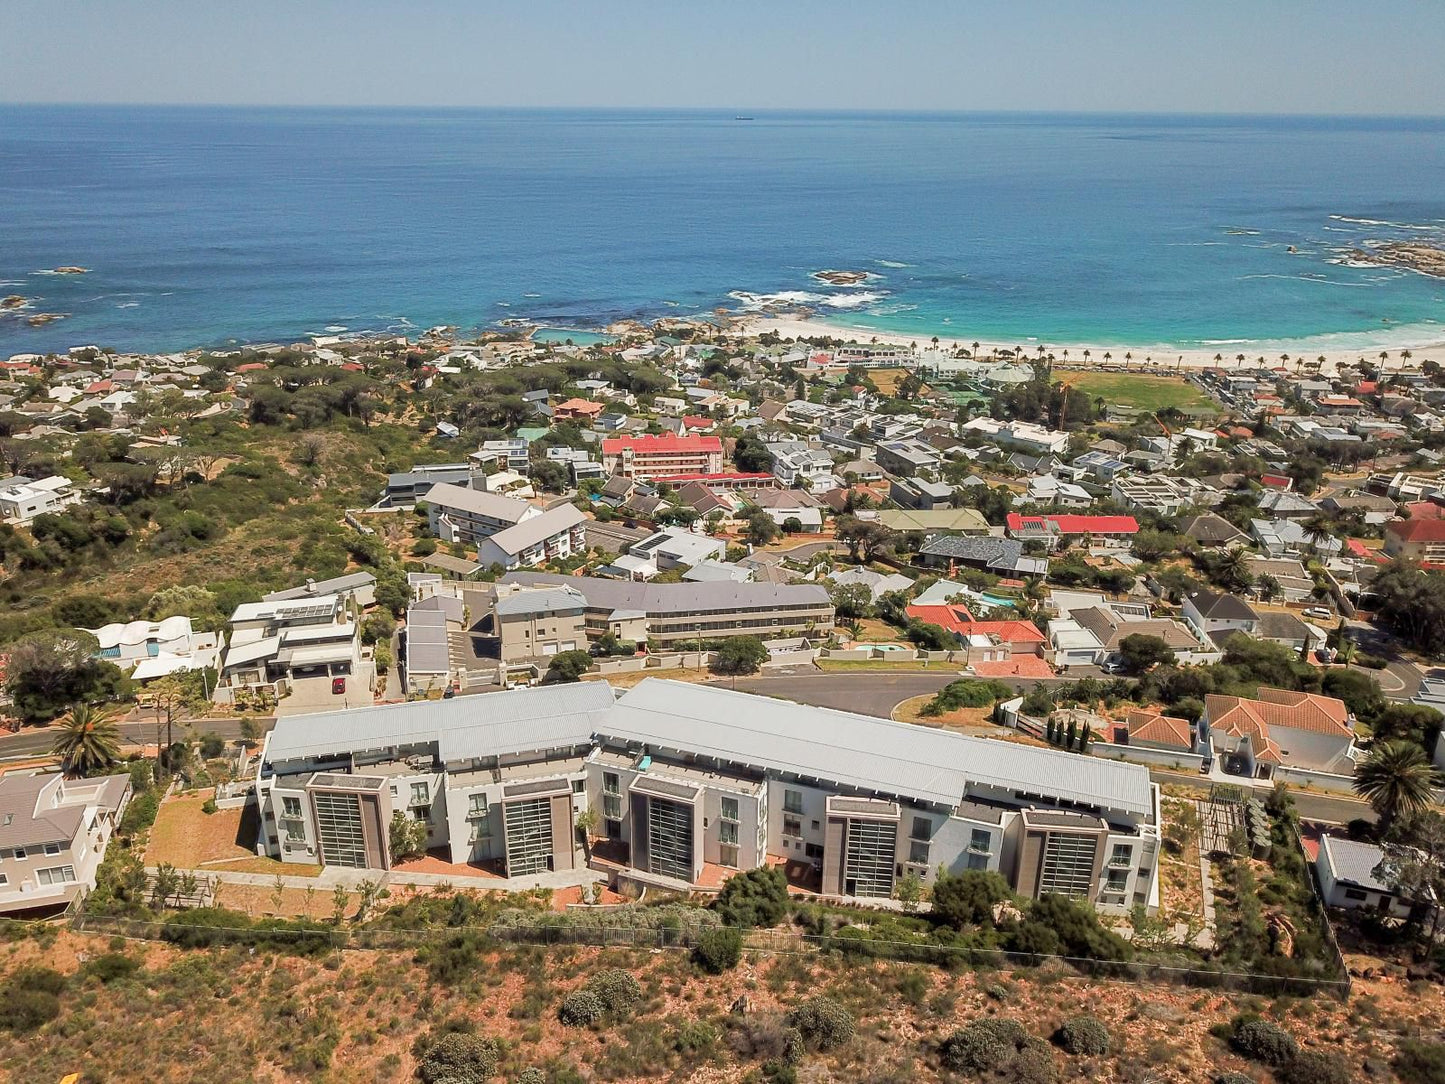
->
xmin=1150 ymin=769 xmax=1373 ymax=825
xmin=0 ymin=715 xmax=275 ymax=760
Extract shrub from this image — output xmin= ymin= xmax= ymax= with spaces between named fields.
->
xmin=1230 ymin=1019 xmax=1298 ymax=1066
xmin=0 ymin=989 xmax=61 ymax=1032
xmin=931 ymin=869 xmax=1011 ymax=929
xmin=418 ymin=1032 xmax=501 ymax=1083
xmin=516 ymin=1070 xmax=546 ymax=1084
xmin=558 ymin=990 xmax=605 ymax=1027
xmin=586 ymin=968 xmax=642 ymax=1017
xmin=727 ymin=1014 xmax=804 ymax=1066
xmin=787 ymin=996 xmax=855 ymax=1051
xmin=692 ymin=926 xmax=743 ymax=974
xmin=85 ymin=952 xmax=140 ymax=984
xmin=1213 ymin=1074 xmax=1256 ymax=1084
xmin=1011 ymin=1042 xmax=1060 ymax=1084
xmin=713 ymin=866 xmax=789 ymax=928
xmin=201 ymin=798 xmax=218 ymax=815
xmin=1054 ymin=1014 xmax=1110 ymax=1056
xmin=940 ymin=1018 xmax=1029 ymax=1074
xmin=1394 ymin=1040 xmax=1445 ymax=1084
xmin=1280 ymin=1050 xmax=1352 ymax=1084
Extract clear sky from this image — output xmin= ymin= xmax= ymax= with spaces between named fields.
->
xmin=2 ymin=0 xmax=1442 ymax=114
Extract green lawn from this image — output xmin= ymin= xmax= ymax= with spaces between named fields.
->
xmin=1056 ymin=369 xmax=1215 ymax=414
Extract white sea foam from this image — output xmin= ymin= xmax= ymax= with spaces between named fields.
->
xmin=116 ymin=302 xmax=139 ymax=308
xmin=522 ymin=293 xmax=541 ymax=298
xmin=324 ymin=324 xmax=347 ymax=332
xmin=729 ymin=288 xmax=887 ymax=312
xmin=1329 ymin=215 xmax=1442 ymax=231
xmin=875 ymin=260 xmax=910 ymax=268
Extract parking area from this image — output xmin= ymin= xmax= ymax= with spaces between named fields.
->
xmin=277 ymin=668 xmax=375 ymax=716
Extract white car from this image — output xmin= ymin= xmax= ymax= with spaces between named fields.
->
xmin=1302 ymin=607 xmax=1333 ymax=621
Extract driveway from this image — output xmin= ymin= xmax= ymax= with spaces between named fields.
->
xmin=277 ymin=673 xmax=374 ymax=717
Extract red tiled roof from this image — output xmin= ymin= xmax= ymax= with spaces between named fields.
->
xmin=1355 ymin=381 xmax=1378 ymax=395
xmin=905 ymin=605 xmax=1045 ymax=644
xmin=556 ymin=397 xmax=603 ymax=413
xmin=601 ymin=434 xmax=723 ymax=454
xmin=1387 ymin=517 xmax=1445 ymax=543
xmin=1404 ymin=502 xmax=1445 ymax=520
xmin=1205 ymin=686 xmax=1352 ymax=764
xmin=235 ymin=362 xmax=268 ymax=372
xmin=1260 ymin=474 xmax=1292 ymax=489
xmin=681 ymin=415 xmax=714 ymax=429
xmin=1125 ymin=710 xmax=1194 ymax=750
xmin=1005 ymin=513 xmax=1138 ymax=534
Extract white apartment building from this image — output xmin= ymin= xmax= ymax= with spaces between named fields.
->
xmin=0 ymin=475 xmax=82 ymax=524
xmin=424 ymin=483 xmax=541 ymax=546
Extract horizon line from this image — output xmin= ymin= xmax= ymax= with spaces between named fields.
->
xmin=2 ymin=101 xmax=1444 ymax=121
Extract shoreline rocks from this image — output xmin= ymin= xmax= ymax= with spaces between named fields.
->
xmin=1347 ymin=242 xmax=1445 ymax=279
xmin=2 ymin=295 xmax=28 ymax=311
xmin=51 ymin=266 xmax=90 ymax=274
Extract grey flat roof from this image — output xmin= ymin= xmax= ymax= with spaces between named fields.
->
xmin=502 ymin=572 xmax=831 ymax=616
xmin=602 ymin=680 xmax=1153 ymax=817
xmin=1320 ymin=834 xmax=1395 ymax=894
xmin=405 ymin=607 xmax=452 ymax=676
xmin=496 ymin=586 xmax=586 ymax=618
xmin=264 ymin=681 xmax=617 ymax=767
xmin=264 ymin=571 xmax=375 ymax=602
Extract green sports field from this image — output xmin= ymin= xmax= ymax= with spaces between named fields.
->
xmin=1055 ymin=370 xmax=1216 ymax=413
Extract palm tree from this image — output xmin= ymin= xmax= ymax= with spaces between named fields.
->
xmin=1218 ymin=547 xmax=1251 ymax=592
xmin=1214 ymin=353 xmax=1223 ymax=366
xmin=1103 ymin=351 xmax=1112 ymax=364
xmin=1302 ymin=512 xmax=1335 ymax=555
xmin=1235 ymin=353 xmax=1245 ymax=368
xmin=1354 ymin=741 xmax=1440 ymax=832
xmin=51 ymin=703 xmax=122 ymax=776
xmin=1082 ymin=349 xmax=1091 ymax=365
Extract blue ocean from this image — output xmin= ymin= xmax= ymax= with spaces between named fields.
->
xmin=1 ymin=107 xmax=1442 ymax=355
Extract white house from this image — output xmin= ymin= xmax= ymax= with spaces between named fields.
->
xmin=0 ymin=771 xmax=131 ymax=914
xmin=1315 ymin=835 xmax=1415 ymax=919
xmin=476 ymin=504 xmax=588 ymax=571
xmin=0 ymin=475 xmax=81 ymax=524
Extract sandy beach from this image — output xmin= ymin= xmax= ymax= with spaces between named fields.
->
xmin=736 ymin=313 xmax=1445 ymax=376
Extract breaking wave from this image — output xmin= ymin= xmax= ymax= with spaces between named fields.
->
xmin=728 ymin=289 xmax=887 ymax=311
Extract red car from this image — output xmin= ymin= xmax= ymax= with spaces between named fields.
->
xmin=331 ymin=677 xmax=346 ymax=695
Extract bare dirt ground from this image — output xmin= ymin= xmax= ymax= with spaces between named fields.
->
xmin=146 ymin=790 xmax=320 ymax=877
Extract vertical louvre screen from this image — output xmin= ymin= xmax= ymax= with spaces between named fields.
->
xmin=312 ymin=792 xmax=367 ymax=868
xmin=843 ymin=819 xmax=897 ymax=898
xmin=504 ymin=797 xmax=554 ymax=876
xmin=647 ymin=797 xmax=694 ymax=882
xmin=1038 ymin=833 xmax=1098 ymax=899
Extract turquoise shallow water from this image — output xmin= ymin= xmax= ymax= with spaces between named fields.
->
xmin=0 ymin=108 xmax=1442 ymax=354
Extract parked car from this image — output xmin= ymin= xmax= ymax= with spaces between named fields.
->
xmin=331 ymin=676 xmax=346 ymax=695
xmin=1302 ymin=607 xmax=1333 ymax=621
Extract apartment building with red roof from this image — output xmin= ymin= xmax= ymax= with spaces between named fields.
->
xmin=601 ymin=434 xmax=724 ymax=480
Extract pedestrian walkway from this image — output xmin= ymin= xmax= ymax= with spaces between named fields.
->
xmin=146 ymin=863 xmax=605 ymax=896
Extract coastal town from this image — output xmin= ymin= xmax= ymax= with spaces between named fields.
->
xmin=3 ymin=314 xmax=1445 ymax=1082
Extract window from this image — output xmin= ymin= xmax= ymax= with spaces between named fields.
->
xmin=284 ymin=821 xmax=305 ymax=842
xmin=603 ymin=772 xmax=620 ymax=795
xmin=468 ymin=819 xmax=490 ymax=843
xmin=12 ymin=847 xmax=25 ymax=861
xmin=719 ymin=844 xmax=739 ymax=869
xmin=1105 ymin=868 xmax=1129 ymax=893
xmin=43 ymin=842 xmax=61 ymax=856
xmin=410 ymin=782 xmax=430 ymax=806
xmin=720 ymin=796 xmax=739 ymax=822
xmin=467 ymin=794 xmax=488 ymax=818
xmin=969 ymin=829 xmax=992 ymax=853
xmin=37 ymin=866 xmax=77 ymax=886
xmin=0 ymin=873 xmax=7 ymax=885
xmin=282 ymin=796 xmax=303 ymax=819
xmin=783 ymin=816 xmax=802 ymax=838
xmin=908 ymin=840 xmax=930 ymax=865
xmin=1343 ymin=888 xmax=1368 ymax=902
xmin=602 ymin=793 xmax=622 ymax=820
xmin=572 ymin=779 xmax=584 ymax=793
xmin=783 ymin=789 xmax=804 ymax=815
xmin=605 ymin=818 xmax=622 ymax=839
xmin=804 ymin=843 xmax=824 ymax=860
xmin=1109 ymin=843 xmax=1132 ymax=868
xmin=910 ymin=816 xmax=931 ymax=842
xmin=966 ymin=852 xmax=989 ymax=871
xmin=719 ymin=820 xmax=739 ymax=845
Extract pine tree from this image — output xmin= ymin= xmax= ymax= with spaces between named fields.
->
xmin=1065 ymin=718 xmax=1078 ymax=749
xmin=1079 ymin=723 xmax=1092 ymax=753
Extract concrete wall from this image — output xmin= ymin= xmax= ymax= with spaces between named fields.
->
xmin=1272 ymin=766 xmax=1361 ymax=794
xmin=1090 ymin=743 xmax=1206 ymax=773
